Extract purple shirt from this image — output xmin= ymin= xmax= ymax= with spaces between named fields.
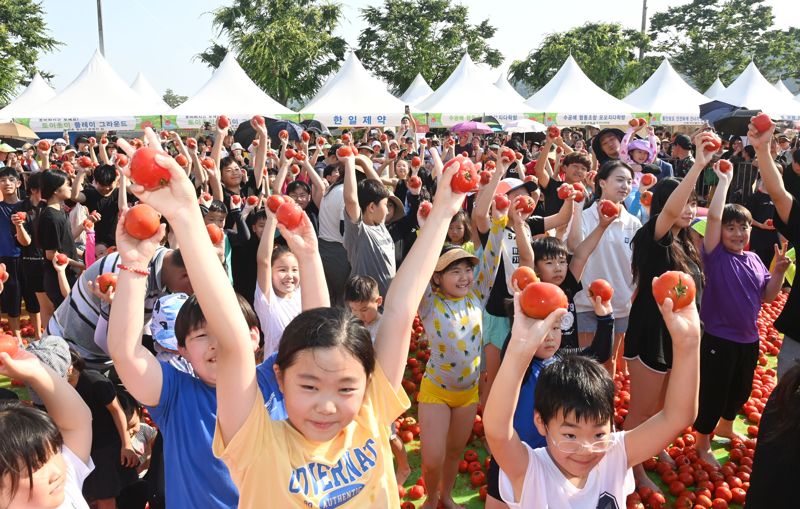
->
xmin=699 ymin=244 xmax=770 ymax=343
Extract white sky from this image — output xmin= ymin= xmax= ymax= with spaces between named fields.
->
xmin=35 ymin=0 xmax=796 ymax=97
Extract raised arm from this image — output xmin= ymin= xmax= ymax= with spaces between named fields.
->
xmin=703 ymin=162 xmax=731 ymax=254
xmin=251 ymin=120 xmax=269 ymax=191
xmin=70 ymin=165 xmax=89 ymax=203
xmin=534 ymin=136 xmax=555 ymax=189
xmin=542 ymin=192 xmax=575 ymax=231
xmin=98 ymin=134 xmax=110 ymax=165
xmin=748 ymin=118 xmax=793 ymax=223
xmin=256 ymin=212 xmax=277 ymax=301
xmin=278 ymin=213 xmax=329 ymax=311
xmin=342 ymin=150 xmax=361 ymax=223
xmin=474 ymin=156 xmax=510 ymax=233
xmin=211 ymin=124 xmax=226 ymax=170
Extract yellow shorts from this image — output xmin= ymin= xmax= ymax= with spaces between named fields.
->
xmin=417 ymin=377 xmax=479 ymax=408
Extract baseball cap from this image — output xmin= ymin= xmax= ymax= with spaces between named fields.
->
xmin=231 ymin=142 xmax=244 ymax=151
xmin=150 ymin=293 xmax=189 ymax=351
xmin=26 ymin=335 xmax=71 ymax=405
xmin=496 ymin=177 xmax=538 ymax=196
xmin=54 ymin=138 xmax=67 ymax=146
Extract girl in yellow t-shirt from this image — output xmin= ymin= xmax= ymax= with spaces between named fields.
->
xmin=116 ymin=131 xmax=466 ymax=509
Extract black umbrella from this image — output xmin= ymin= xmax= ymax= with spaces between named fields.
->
xmin=713 ymin=109 xmax=765 ymax=137
xmin=471 ymin=115 xmax=502 ymax=132
xmin=699 ymin=101 xmax=742 ymax=125
xmin=233 ymin=117 xmax=306 ymax=149
xmin=300 ymin=119 xmax=330 ymax=136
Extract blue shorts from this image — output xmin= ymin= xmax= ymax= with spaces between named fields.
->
xmin=483 ymin=311 xmax=510 ymax=350
xmin=577 ymin=312 xmax=629 ymax=334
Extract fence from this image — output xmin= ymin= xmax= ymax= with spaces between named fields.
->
xmin=661 ymin=158 xmax=759 ymax=206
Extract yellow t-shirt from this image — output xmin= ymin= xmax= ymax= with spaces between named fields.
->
xmin=212 ymin=364 xmax=410 ymax=508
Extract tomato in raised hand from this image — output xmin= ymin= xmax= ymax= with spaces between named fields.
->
xmin=547 ymin=125 xmax=560 ymax=138
xmin=511 ymin=266 xmax=538 ymax=291
xmin=598 ymin=199 xmax=620 ymax=218
xmin=640 ymin=173 xmax=656 ymax=186
xmin=751 ymin=112 xmax=772 ymax=133
xmin=206 ymin=223 xmax=224 ymax=245
xmin=515 ymin=195 xmax=535 ymax=214
xmin=418 ymin=200 xmax=432 ymax=219
xmin=588 ymin=279 xmax=614 ymax=302
xmin=652 ymin=271 xmax=696 ymax=311
xmin=520 ymin=282 xmax=568 ymax=319
xmin=494 ymin=194 xmax=510 ymax=210
xmin=124 ymin=204 xmax=161 ymax=240
xmin=276 ymin=201 xmax=303 ymax=230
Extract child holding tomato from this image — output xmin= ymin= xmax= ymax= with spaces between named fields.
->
xmin=692 ymin=161 xmax=790 ymax=467
xmin=484 ymin=286 xmax=701 ymax=508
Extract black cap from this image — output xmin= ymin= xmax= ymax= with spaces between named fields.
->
xmin=674 ymin=134 xmax=692 ymax=150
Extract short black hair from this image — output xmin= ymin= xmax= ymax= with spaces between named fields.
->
xmin=721 ymin=203 xmax=752 ymax=226
xmin=532 ymin=236 xmax=569 ymax=262
xmin=344 ymin=275 xmax=379 ymax=303
xmin=93 ymin=164 xmax=117 ymax=186
xmin=174 ymin=293 xmax=260 ymax=348
xmin=534 ymin=355 xmax=615 ymax=426
xmin=357 ymin=179 xmax=389 ymax=212
xmin=0 ymin=167 xmax=18 ymax=180
xmin=206 ymin=200 xmax=228 ymax=215
xmin=286 ymin=180 xmax=311 ymax=195
xmin=27 ymin=171 xmax=41 ymax=191
xmin=323 ymin=165 xmax=339 ymax=178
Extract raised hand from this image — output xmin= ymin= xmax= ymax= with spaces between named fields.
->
xmin=114 ymin=206 xmax=167 ymax=270
xmin=509 ymin=292 xmax=567 ymax=358
xmin=773 ymin=241 xmax=791 ymax=274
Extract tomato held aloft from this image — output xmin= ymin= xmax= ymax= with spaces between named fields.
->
xmin=0 ymin=333 xmax=18 ymax=358
xmin=515 ymin=195 xmax=535 ymax=214
xmin=77 ymin=155 xmax=93 ymax=168
xmin=200 ymin=158 xmax=215 ymax=170
xmin=206 ymin=223 xmax=224 ymax=245
xmin=520 ymin=282 xmax=568 ymax=319
xmin=301 ymin=131 xmax=310 ymax=142
xmin=547 ymin=125 xmax=560 ymax=138
xmin=588 ymin=279 xmax=614 ymax=302
xmin=479 ymin=171 xmax=492 ymax=185
xmin=130 ymin=147 xmax=171 ymax=190
xmin=418 ymin=200 xmax=432 ymax=219
xmin=124 ymin=204 xmax=162 ymax=240
xmin=411 ymin=156 xmax=422 ymax=167
xmin=266 ymin=195 xmax=287 ymax=213
xmin=449 ymin=158 xmax=479 ymax=193
xmin=718 ymin=159 xmax=732 ymax=173
xmin=751 ymin=112 xmax=772 ymax=133
xmin=407 ymin=175 xmax=422 ymax=189
xmin=278 ymin=129 xmax=289 ymax=139
xmin=640 ymin=190 xmax=652 ymax=206
xmin=217 ymin=115 xmax=230 ymax=129
xmin=652 ymin=271 xmax=696 ymax=311
xmin=246 ymin=195 xmax=259 ymax=206
xmin=557 ymin=183 xmax=573 ymax=199
xmin=97 ymin=273 xmax=117 ymax=294
xmin=641 ymin=173 xmax=656 ymax=186
xmin=37 ymin=140 xmax=51 ymax=151
xmin=55 ymin=253 xmax=68 ymax=265
xmin=500 ymin=147 xmax=515 ymax=161
xmin=511 ymin=266 xmax=538 ymax=291
xmin=174 ymin=154 xmax=187 ymax=167
xmin=493 ymin=194 xmax=510 ymax=210
xmin=598 ymin=199 xmax=620 ymax=217
xmin=276 ymin=201 xmax=304 ymax=230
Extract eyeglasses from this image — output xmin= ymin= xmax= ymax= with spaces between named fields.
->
xmin=289 ymin=193 xmax=309 ymax=201
xmin=547 ymin=432 xmax=612 ymax=454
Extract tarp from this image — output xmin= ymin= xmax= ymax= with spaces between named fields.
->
xmin=774 ymin=79 xmax=794 ymax=99
xmin=173 ymin=52 xmax=295 ymax=128
xmin=714 ymin=62 xmax=800 ymax=121
xmin=0 ymin=73 xmax=56 ymax=121
xmin=300 ymin=51 xmax=407 ymax=127
xmin=19 ymin=50 xmax=163 ymax=131
xmin=704 ymin=78 xmax=726 ymax=100
xmin=415 ymin=53 xmax=527 ymax=127
xmin=130 ymin=73 xmax=172 ymax=116
xmin=494 ymin=73 xmax=526 ymax=103
xmin=523 ymin=56 xmax=634 ymax=126
xmin=399 ymin=73 xmax=433 ymax=106
xmin=622 ymin=59 xmax=709 ymax=125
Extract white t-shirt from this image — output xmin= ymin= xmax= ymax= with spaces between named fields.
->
xmin=318 ymin=184 xmax=345 ymax=243
xmin=573 ymin=203 xmax=641 ymax=317
xmin=253 ymin=280 xmax=302 ymax=356
xmin=60 ymin=445 xmax=94 ymax=509
xmin=499 ymin=432 xmax=634 ymax=509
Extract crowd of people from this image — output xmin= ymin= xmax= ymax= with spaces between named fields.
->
xmin=0 ymin=110 xmax=798 ymax=509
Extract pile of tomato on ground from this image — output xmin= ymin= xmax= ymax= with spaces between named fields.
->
xmin=395 ymin=292 xmax=787 ymax=509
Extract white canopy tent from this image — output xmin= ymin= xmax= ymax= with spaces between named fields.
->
xmin=173 ymin=52 xmax=295 ymax=128
xmin=704 ymin=78 xmax=726 ymax=100
xmin=714 ymin=62 xmax=800 ymax=120
xmin=0 ymin=73 xmax=57 ymax=121
xmin=399 ymin=73 xmax=434 ymax=106
xmin=523 ymin=56 xmax=633 ymax=126
xmin=19 ymin=50 xmax=162 ymax=131
xmin=622 ymin=59 xmax=709 ymax=124
xmin=300 ymin=51 xmax=408 ymax=127
xmin=774 ymin=79 xmax=794 ymax=99
xmin=130 ymin=73 xmax=172 ymax=115
xmin=415 ymin=53 xmax=527 ymax=127
xmin=494 ymin=73 xmax=526 ymax=103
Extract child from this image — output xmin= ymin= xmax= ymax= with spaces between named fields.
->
xmin=484 ymin=289 xmax=701 ymax=507
xmin=70 ymin=163 xmax=124 ymax=248
xmin=693 ymin=162 xmax=790 ymax=466
xmin=344 ymin=274 xmax=382 ymax=342
xmin=119 ymin=128 xmax=464 ymax=507
xmin=0 ymin=167 xmax=28 ymax=339
xmin=446 ymin=210 xmax=474 ymax=253
xmin=254 ymin=209 xmax=301 ymax=356
xmin=13 ymin=171 xmax=47 ymax=337
xmin=620 ymin=123 xmax=658 ymax=170
xmin=0 ymin=347 xmax=93 ymax=509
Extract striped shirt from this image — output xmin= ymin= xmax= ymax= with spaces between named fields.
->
xmin=47 ymin=248 xmax=169 ymax=369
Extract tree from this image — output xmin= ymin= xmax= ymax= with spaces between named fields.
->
xmin=197 ymin=0 xmax=346 ymax=105
xmin=356 ymin=0 xmax=503 ymax=94
xmin=648 ymin=0 xmax=795 ymax=90
xmin=0 ymin=0 xmax=61 ymax=104
xmin=508 ymin=23 xmax=653 ymax=99
xmin=163 ymin=89 xmax=188 ymax=108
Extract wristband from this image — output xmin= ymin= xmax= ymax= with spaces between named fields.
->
xmin=118 ymin=264 xmax=150 ymax=277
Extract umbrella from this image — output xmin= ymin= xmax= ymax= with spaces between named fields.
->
xmin=300 ymin=119 xmax=330 ymax=136
xmin=502 ymin=118 xmax=547 ymax=133
xmin=699 ymin=101 xmax=743 ymax=125
xmin=451 ymin=121 xmax=493 ymax=134
xmin=713 ymin=109 xmax=765 ymax=137
xmin=0 ymin=122 xmax=38 ymax=141
xmin=233 ymin=118 xmax=306 ymax=149
xmin=471 ymin=115 xmax=503 ymax=132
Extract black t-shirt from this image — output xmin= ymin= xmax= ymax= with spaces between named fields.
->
xmin=745 ymin=190 xmax=778 ymax=251
xmin=542 ymin=178 xmax=565 ymax=216
xmin=782 ymin=166 xmax=800 ymax=200
xmin=774 ymin=198 xmax=800 ymax=341
xmin=75 ymin=369 xmax=120 ymax=451
xmin=559 ymin=268 xmax=582 ymax=350
xmin=83 ymin=187 xmax=136 ymax=247
xmin=483 ymin=216 xmax=546 ymax=317
xmin=36 ymin=206 xmax=78 ymax=262
xmin=231 ymin=234 xmax=259 ymax=307
xmin=19 ymin=201 xmax=43 ymax=258
xmin=454 ymin=144 xmax=473 ymax=157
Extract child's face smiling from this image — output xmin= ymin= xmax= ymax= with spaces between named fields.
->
xmin=433 ymin=261 xmax=474 ymax=299
xmin=275 ymin=346 xmax=368 ymax=443
xmin=272 ymin=252 xmax=299 ymax=297
xmin=3 ymin=450 xmax=68 ymax=508
xmin=534 ymin=410 xmax=612 ymax=483
xmin=721 ymin=220 xmax=750 ymax=254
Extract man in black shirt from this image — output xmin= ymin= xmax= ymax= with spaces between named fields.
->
xmin=70 ymin=164 xmax=135 ymax=248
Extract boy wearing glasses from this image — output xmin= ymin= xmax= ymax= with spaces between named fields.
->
xmin=484 ymin=293 xmax=700 ymax=508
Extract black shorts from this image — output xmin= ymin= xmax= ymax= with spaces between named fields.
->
xmin=486 ymin=455 xmax=502 ymax=501
xmin=21 ymin=257 xmax=45 ymax=293
xmin=82 ymin=445 xmax=135 ymax=500
xmin=0 ymin=257 xmax=22 ymax=317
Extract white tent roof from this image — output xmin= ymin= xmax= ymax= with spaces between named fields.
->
xmin=714 ymin=62 xmax=800 ymax=120
xmin=622 ymin=59 xmax=708 ymax=124
xmin=24 ymin=50 xmax=160 ymax=121
xmin=174 ymin=52 xmax=294 ymax=124
xmin=415 ymin=53 xmax=527 ymax=126
xmin=774 ymin=79 xmax=794 ymax=98
xmin=399 ymin=73 xmax=433 ymax=106
xmin=494 ymin=73 xmax=526 ymax=103
xmin=300 ymin=52 xmax=408 ymax=127
xmin=523 ymin=56 xmax=633 ymax=125
xmin=130 ymin=73 xmax=172 ymax=114
xmin=0 ymin=73 xmax=57 ymax=120
xmin=703 ymin=78 xmax=726 ymax=99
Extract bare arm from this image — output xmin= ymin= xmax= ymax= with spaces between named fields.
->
xmin=474 ymin=157 xmax=510 ymax=234
xmin=302 ymin=159 xmax=328 ymax=209
xmin=534 ymin=137 xmax=555 ymax=189
xmin=342 ymin=153 xmax=361 ymax=223
xmin=748 ymin=118 xmax=793 ymax=223
xmin=569 ymin=209 xmax=613 ymax=280
xmin=255 ymin=213 xmax=277 ymax=302
xmin=703 ymin=162 xmax=731 ymax=254
xmin=70 ymin=166 xmax=88 ymax=203
xmin=252 ymin=122 xmax=269 ymax=191
xmin=763 ymin=242 xmax=790 ymax=303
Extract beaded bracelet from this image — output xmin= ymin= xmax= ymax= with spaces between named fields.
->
xmin=118 ymin=264 xmax=150 ymax=276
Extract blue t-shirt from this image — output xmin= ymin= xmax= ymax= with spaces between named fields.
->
xmin=256 ymin=352 xmax=287 ymax=420
xmin=0 ymin=201 xmax=21 ymax=257
xmin=513 ymin=358 xmax=552 ymax=449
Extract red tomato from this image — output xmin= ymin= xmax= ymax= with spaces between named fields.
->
xmin=520 ymin=282 xmax=569 ymax=319
xmin=288 ymin=164 xmax=299 ymax=175
xmin=547 ymin=125 xmax=560 ymax=138
xmin=751 ymin=112 xmax=772 ymax=133
xmin=252 ymin=115 xmax=265 ymax=126
xmin=388 ymin=150 xmax=398 ymax=159
xmin=464 ymin=450 xmax=479 ymax=462
xmin=37 ymin=140 xmax=51 ymax=151
xmin=316 ymin=136 xmax=326 ymax=146
xmin=124 ymin=204 xmax=161 ymax=240
xmin=641 ymin=173 xmax=656 ymax=186
xmin=186 ymin=137 xmax=198 ymax=149
xmin=278 ymin=129 xmax=289 ymax=139
xmin=500 ymin=147 xmax=515 ymax=161
xmin=718 ymin=159 xmax=732 ymax=173
xmin=174 ymin=154 xmax=188 ymax=167
xmin=61 ymin=161 xmax=75 ymax=176
xmin=13 ymin=212 xmax=27 ymax=222
xmin=77 ymin=155 xmax=92 ymax=168
xmin=55 ymin=253 xmax=68 ymax=265
xmin=97 ymin=273 xmax=117 ymax=294
xmin=284 ymin=148 xmax=296 ymax=159
xmin=276 ymin=201 xmax=303 ymax=230
xmin=515 ymin=151 xmax=523 ymax=160
xmin=301 ymin=131 xmax=310 ymax=142
xmin=638 ymin=118 xmax=647 ymax=127
xmin=200 ymin=158 xmax=215 ymax=170
xmin=407 ymin=485 xmax=424 ymax=500
xmin=408 ymin=176 xmax=422 ymax=189
xmin=470 ymin=470 xmax=486 ymax=487
xmin=450 ymin=159 xmax=479 ymax=193
xmin=336 ymin=146 xmax=354 ymax=158
xmin=557 ymin=183 xmax=573 ymax=199
xmin=206 ymin=224 xmax=224 ymax=245
xmin=266 ymin=195 xmax=287 ymax=213
xmin=100 ymin=137 xmax=108 ymax=145
xmin=479 ymin=171 xmax=492 ymax=185
xmin=83 ymin=218 xmax=93 ymax=229
xmin=511 ymin=266 xmax=538 ymax=290
xmin=216 ymin=115 xmax=230 ymax=129
xmin=764 ymin=218 xmax=773 ymax=227
xmin=494 ymin=194 xmax=510 ymax=210
xmin=411 ymin=156 xmax=421 ymax=167
xmin=130 ymin=147 xmax=171 ymax=190
xmin=0 ymin=333 xmax=18 ymax=358
xmin=598 ymin=199 xmax=620 ymax=217
xmin=419 ymin=138 xmax=427 ymax=145
xmin=515 ymin=195 xmax=535 ymax=214
xmin=629 ymin=119 xmax=640 ymax=128
xmin=88 ymin=136 xmax=96 ymax=144
xmin=341 ymin=133 xmax=351 ymax=143
xmin=704 ymin=133 xmax=722 ymax=152
xmin=247 ymin=195 xmax=259 ymax=206
xmin=652 ymin=271 xmax=696 ymax=310
xmin=418 ymin=200 xmax=432 ymax=219
xmin=647 ymin=491 xmax=666 ymax=509
xmin=231 ymin=195 xmax=242 ymax=206
xmin=379 ymin=134 xmax=388 ymax=142
xmin=588 ymin=279 xmax=614 ymax=302
xmin=640 ymin=190 xmax=652 ymax=206
xmin=485 ymin=160 xmax=496 ymax=170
